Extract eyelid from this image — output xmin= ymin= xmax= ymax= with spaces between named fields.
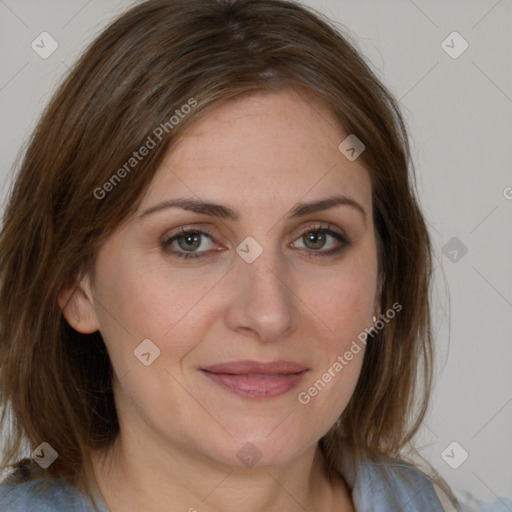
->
xmin=293 ymin=221 xmax=346 ymax=238
xmin=161 ymin=222 xmax=350 ymax=259
xmin=160 ymin=224 xmax=219 ymax=244
xmin=289 ymin=222 xmax=350 ymax=254
xmin=160 ymin=226 xmax=222 ymax=258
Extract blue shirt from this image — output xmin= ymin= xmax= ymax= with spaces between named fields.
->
xmin=0 ymin=455 xmax=510 ymax=511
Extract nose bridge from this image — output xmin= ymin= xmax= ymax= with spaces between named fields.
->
xmin=224 ymin=246 xmax=298 ymax=342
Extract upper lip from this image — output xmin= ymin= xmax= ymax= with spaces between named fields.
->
xmin=201 ymin=360 xmax=309 ymax=375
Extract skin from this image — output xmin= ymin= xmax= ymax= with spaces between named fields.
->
xmin=60 ymin=87 xmax=380 ymax=512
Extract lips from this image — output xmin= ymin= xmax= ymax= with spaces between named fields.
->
xmin=200 ymin=360 xmax=309 ymax=399
xmin=202 ymin=360 xmax=309 ymax=375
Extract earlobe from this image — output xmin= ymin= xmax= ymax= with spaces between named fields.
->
xmin=58 ymin=275 xmax=99 ymax=334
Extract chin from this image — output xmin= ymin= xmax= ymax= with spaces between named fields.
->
xmin=195 ymin=427 xmax=319 ymax=471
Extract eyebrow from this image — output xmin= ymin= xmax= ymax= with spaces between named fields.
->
xmin=138 ymin=195 xmax=367 ymax=224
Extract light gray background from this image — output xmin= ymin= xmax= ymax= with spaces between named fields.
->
xmin=0 ymin=0 xmax=511 ymax=503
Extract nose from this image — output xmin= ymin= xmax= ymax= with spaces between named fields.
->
xmin=224 ymin=250 xmax=299 ymax=343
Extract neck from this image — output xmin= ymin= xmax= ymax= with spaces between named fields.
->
xmin=91 ymin=430 xmax=352 ymax=512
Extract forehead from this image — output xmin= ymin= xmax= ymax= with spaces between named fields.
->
xmin=141 ymin=88 xmax=372 ymax=213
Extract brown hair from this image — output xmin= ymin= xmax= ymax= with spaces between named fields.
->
xmin=0 ymin=0 xmax=454 ymax=506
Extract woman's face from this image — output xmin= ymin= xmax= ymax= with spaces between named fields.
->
xmin=74 ymin=88 xmax=379 ymax=469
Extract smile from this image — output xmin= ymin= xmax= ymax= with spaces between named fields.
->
xmin=200 ymin=360 xmax=310 ymax=399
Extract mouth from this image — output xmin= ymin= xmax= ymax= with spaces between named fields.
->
xmin=200 ymin=360 xmax=309 ymax=399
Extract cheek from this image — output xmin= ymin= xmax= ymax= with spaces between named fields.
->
xmin=294 ymin=266 xmax=373 ymax=427
xmin=292 ymin=245 xmax=377 ymax=412
xmin=86 ymin=231 xmax=378 ymax=465
xmin=301 ymin=252 xmax=378 ymax=345
xmin=90 ymin=250 xmax=229 ymax=389
xmin=92 ymin=251 xmax=219 ymax=341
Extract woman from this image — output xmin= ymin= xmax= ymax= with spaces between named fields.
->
xmin=0 ymin=1 xmax=509 ymax=511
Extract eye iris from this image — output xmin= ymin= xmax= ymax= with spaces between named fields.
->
xmin=177 ymin=232 xmax=201 ymax=251
xmin=303 ymin=230 xmax=326 ymax=250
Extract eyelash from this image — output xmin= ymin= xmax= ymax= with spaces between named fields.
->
xmin=161 ymin=224 xmax=351 ymax=260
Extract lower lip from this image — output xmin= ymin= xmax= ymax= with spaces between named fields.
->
xmin=201 ymin=370 xmax=308 ymax=399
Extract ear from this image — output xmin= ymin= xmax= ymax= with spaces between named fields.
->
xmin=58 ymin=274 xmax=99 ymax=334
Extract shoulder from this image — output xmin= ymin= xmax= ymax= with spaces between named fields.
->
xmin=351 ymin=455 xmax=512 ymax=512
xmin=0 ymin=475 xmax=102 ymax=512
xmin=454 ymin=489 xmax=512 ymax=512
xmin=355 ymin=457 xmax=445 ymax=511
xmin=371 ymin=461 xmax=512 ymax=512
xmin=336 ymin=447 xmax=446 ymax=511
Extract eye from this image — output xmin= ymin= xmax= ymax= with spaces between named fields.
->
xmin=161 ymin=225 xmax=350 ymax=260
xmin=291 ymin=225 xmax=349 ymax=257
xmin=161 ymin=229 xmax=217 ymax=259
